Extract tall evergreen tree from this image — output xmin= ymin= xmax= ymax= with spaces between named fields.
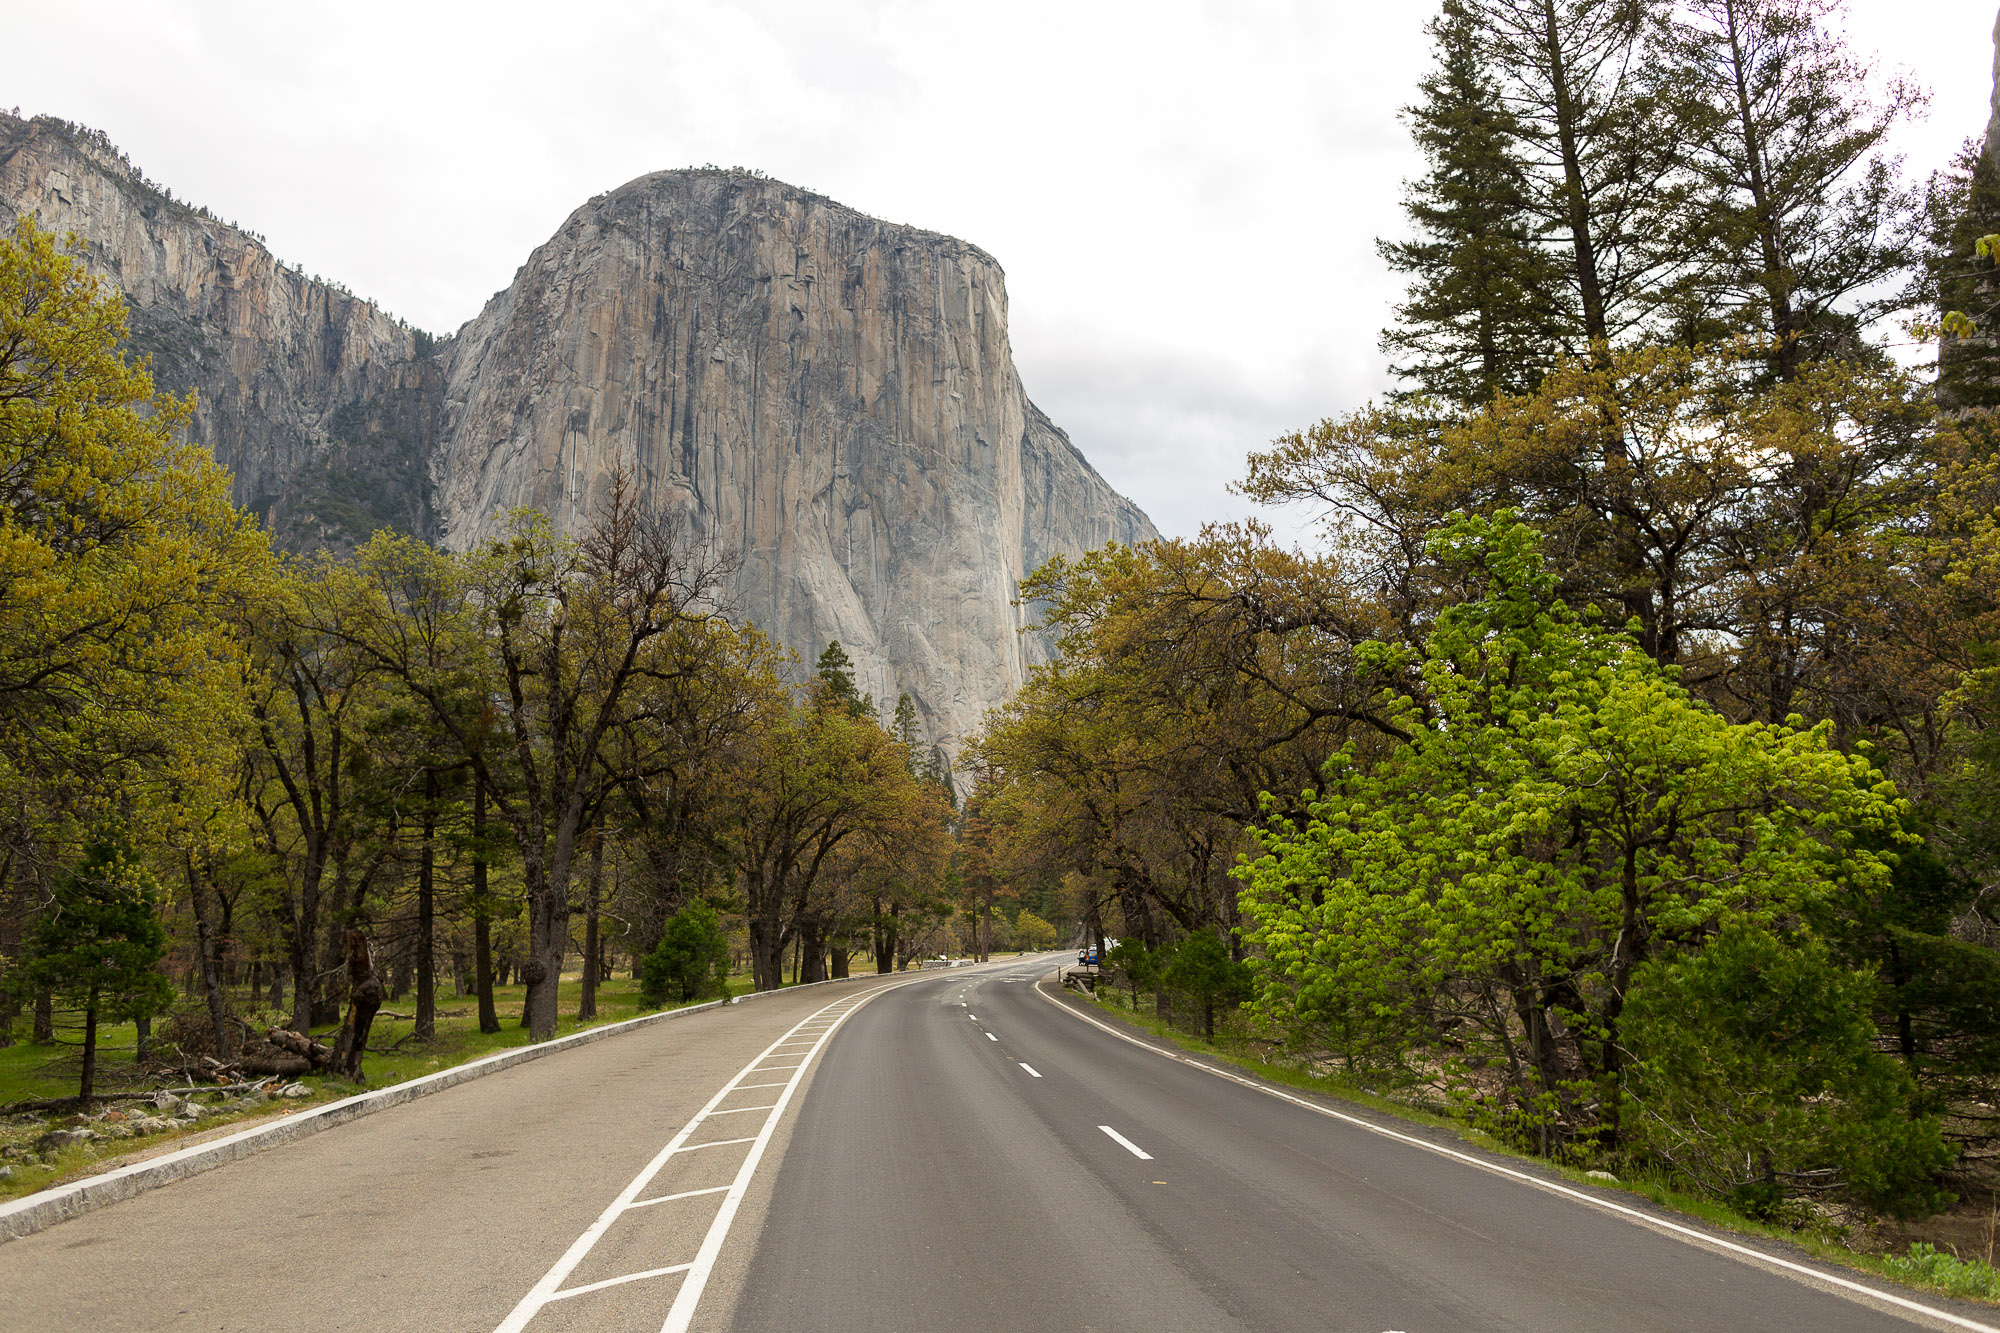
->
xmin=1464 ymin=0 xmax=1680 ymax=356
xmin=14 ymin=843 xmax=174 ymax=1104
xmin=1926 ymin=137 xmax=2000 ymax=411
xmin=815 ymin=640 xmax=871 ymax=717
xmin=1655 ymin=0 xmax=1924 ymax=381
xmin=1381 ymin=0 xmax=1568 ymax=408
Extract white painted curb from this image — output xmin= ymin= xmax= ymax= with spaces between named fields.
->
xmin=0 ymin=973 xmax=890 ymax=1242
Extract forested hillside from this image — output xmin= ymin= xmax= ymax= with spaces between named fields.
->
xmin=969 ymin=0 xmax=2000 ymax=1250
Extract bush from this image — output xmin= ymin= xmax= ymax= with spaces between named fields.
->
xmin=1104 ymin=939 xmax=1157 ymax=1005
xmin=1622 ymin=925 xmax=1953 ymax=1218
xmin=1161 ymin=932 xmax=1253 ymax=1039
xmin=639 ymin=901 xmax=731 ymax=1007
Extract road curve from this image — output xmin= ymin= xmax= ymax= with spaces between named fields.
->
xmin=5 ymin=955 xmax=1995 ymax=1332
xmin=729 ymin=959 xmax=1999 ymax=1333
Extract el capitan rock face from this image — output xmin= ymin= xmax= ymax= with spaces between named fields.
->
xmin=0 ymin=114 xmax=1154 ymax=750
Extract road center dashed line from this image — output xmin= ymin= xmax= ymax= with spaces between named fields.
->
xmin=1099 ymin=1125 xmax=1153 ymax=1160
xmin=1020 ymin=1063 xmax=1042 ymax=1078
xmin=1036 ymin=975 xmax=2000 ymax=1333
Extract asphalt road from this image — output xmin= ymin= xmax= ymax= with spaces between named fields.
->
xmin=730 ymin=959 xmax=2000 ymax=1333
xmin=4 ymin=954 xmax=1998 ymax=1331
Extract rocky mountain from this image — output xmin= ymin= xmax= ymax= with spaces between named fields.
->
xmin=0 ymin=113 xmax=1155 ymax=752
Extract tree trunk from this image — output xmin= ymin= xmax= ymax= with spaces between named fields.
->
xmin=748 ymin=916 xmax=785 ymax=992
xmin=332 ymin=930 xmax=384 ymax=1082
xmin=523 ymin=826 xmax=575 ymax=1042
xmin=268 ymin=965 xmax=284 ymax=1014
xmin=416 ymin=769 xmax=438 ymax=1042
xmin=579 ymin=832 xmax=603 ymax=1021
xmin=473 ymin=783 xmax=500 ymax=1034
xmin=33 ymin=987 xmax=52 ymax=1043
xmin=185 ymin=856 xmax=233 ymax=1060
xmin=135 ymin=1012 xmax=151 ymax=1064
xmin=79 ymin=996 xmax=98 ymax=1106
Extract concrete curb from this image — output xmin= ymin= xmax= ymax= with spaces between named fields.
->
xmin=0 ymin=973 xmax=879 ymax=1242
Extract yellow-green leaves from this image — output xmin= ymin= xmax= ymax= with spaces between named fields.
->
xmin=0 ymin=216 xmax=266 ymax=835
xmin=1235 ymin=514 xmax=1904 ymax=1142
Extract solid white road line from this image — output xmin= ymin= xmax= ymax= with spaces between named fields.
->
xmin=1099 ymin=1125 xmax=1154 ymax=1160
xmin=1020 ymin=1064 xmax=1042 ymax=1078
xmin=1036 ymin=977 xmax=2000 ymax=1333
xmin=704 ymin=1104 xmax=779 ymax=1116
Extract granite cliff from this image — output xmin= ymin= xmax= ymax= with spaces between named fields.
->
xmin=0 ymin=113 xmax=1155 ymax=751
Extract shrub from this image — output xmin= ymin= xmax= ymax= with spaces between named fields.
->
xmin=1162 ymin=932 xmax=1253 ymax=1039
xmin=1622 ymin=925 xmax=1953 ymax=1218
xmin=1880 ymin=1244 xmax=2000 ymax=1301
xmin=640 ymin=901 xmax=731 ymax=1007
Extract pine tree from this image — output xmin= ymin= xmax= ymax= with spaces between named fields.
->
xmin=1926 ymin=138 xmax=2000 ymax=411
xmin=814 ymin=640 xmax=871 ymax=717
xmin=1463 ymin=0 xmax=1680 ymax=355
xmin=1656 ymin=0 xmax=1924 ymax=380
xmin=1380 ymin=0 xmax=1567 ymax=408
xmin=14 ymin=843 xmax=174 ymax=1104
xmin=890 ymin=692 xmax=921 ymax=757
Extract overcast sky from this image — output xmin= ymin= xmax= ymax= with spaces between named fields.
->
xmin=3 ymin=0 xmax=1994 ymax=540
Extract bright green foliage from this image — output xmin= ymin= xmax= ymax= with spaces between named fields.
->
xmin=1622 ymin=925 xmax=1950 ymax=1218
xmin=1236 ymin=514 xmax=1909 ymax=1184
xmin=0 ymin=216 xmax=262 ymax=818
xmin=1160 ymin=932 xmax=1253 ymax=1039
xmin=14 ymin=842 xmax=175 ymax=1101
xmin=639 ymin=900 xmax=732 ymax=1007
xmin=1880 ymin=1244 xmax=2000 ymax=1301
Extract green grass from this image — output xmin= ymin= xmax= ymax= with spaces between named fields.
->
xmin=1083 ymin=986 xmax=2000 ymax=1309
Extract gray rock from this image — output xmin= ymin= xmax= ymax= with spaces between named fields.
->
xmin=32 ymin=1129 xmax=94 ymax=1155
xmin=432 ymin=171 xmax=1155 ymax=754
xmin=0 ymin=117 xmax=1156 ymax=758
xmin=278 ymin=1083 xmax=311 ymax=1099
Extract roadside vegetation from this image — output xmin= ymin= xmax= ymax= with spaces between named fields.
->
xmin=0 ymin=214 xmax=1034 ymax=1183
xmin=11 ymin=0 xmax=2000 ymax=1295
xmin=967 ymin=0 xmax=2000 ymax=1277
